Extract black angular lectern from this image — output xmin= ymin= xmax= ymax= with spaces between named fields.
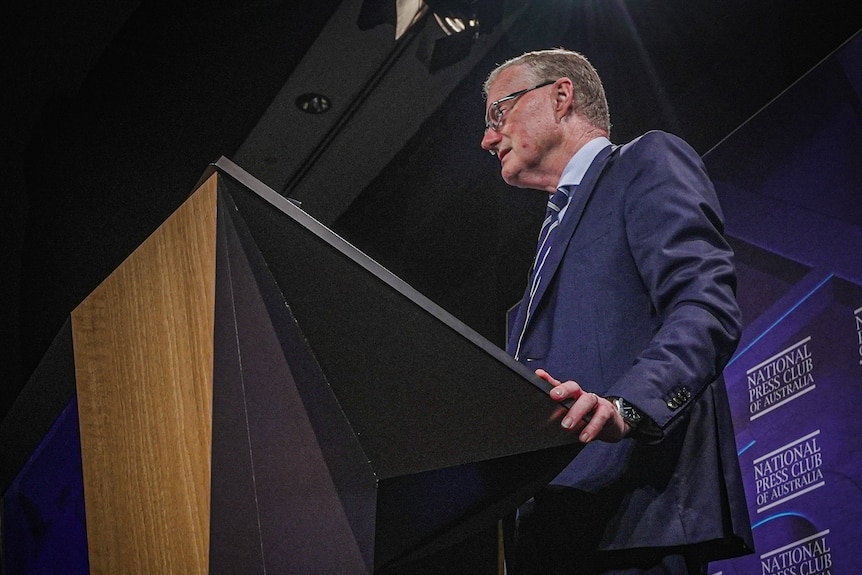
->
xmin=4 ymin=158 xmax=584 ymax=574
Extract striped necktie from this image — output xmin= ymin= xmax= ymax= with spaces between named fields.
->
xmin=513 ymin=187 xmax=573 ymax=361
xmin=531 ymin=187 xmax=572 ymax=280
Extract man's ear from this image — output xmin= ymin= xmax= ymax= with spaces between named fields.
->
xmin=552 ymin=78 xmax=575 ymax=121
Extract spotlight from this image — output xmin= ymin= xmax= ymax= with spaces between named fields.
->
xmin=426 ymin=0 xmax=501 ymax=34
xmin=422 ymin=0 xmax=503 ymax=71
xmin=358 ymin=0 xmax=506 ymax=70
xmin=295 ymin=93 xmax=332 ymax=114
xmin=434 ymin=14 xmax=479 ymax=36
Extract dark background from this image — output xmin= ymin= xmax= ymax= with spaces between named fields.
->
xmin=3 ymin=0 xmax=861 ymax=423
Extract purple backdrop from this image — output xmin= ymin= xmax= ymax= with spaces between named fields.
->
xmin=706 ymin=32 xmax=862 ymax=575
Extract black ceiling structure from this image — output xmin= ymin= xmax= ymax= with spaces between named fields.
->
xmin=3 ymin=0 xmax=861 ymax=422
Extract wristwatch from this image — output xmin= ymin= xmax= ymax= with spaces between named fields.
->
xmin=607 ymin=396 xmax=662 ymax=441
xmin=609 ymin=396 xmax=644 ymax=428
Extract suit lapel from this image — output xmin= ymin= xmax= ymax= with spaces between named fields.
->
xmin=520 ymin=144 xmax=616 ymax=335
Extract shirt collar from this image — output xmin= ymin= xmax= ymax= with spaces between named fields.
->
xmin=557 ymin=136 xmax=612 ymax=191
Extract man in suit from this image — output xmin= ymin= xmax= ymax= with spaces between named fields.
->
xmin=480 ymin=49 xmax=753 ymax=574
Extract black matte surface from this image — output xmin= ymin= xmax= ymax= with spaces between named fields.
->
xmin=210 ymin=160 xmax=585 ymax=569
xmin=218 ymin=159 xmax=581 ymax=477
xmin=211 ymin=190 xmax=373 ymax=573
xmin=209 ymin=195 xmax=268 ymax=574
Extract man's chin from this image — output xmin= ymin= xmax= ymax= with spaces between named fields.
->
xmin=502 ymin=173 xmax=531 ymax=190
xmin=500 ymin=165 xmax=523 ymax=188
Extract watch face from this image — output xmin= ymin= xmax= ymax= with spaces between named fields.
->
xmin=614 ymin=397 xmax=661 ymax=440
xmin=620 ymin=401 xmax=642 ymax=425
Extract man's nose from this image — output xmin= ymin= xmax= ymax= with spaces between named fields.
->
xmin=481 ymin=128 xmax=500 ymax=155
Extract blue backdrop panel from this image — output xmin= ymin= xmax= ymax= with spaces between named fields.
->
xmin=2 ymin=398 xmax=88 ymax=575
xmin=706 ymin=33 xmax=862 ymax=575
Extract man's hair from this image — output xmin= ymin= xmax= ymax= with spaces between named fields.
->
xmin=484 ymin=48 xmax=611 ymax=135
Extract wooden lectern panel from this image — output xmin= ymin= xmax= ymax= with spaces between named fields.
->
xmin=70 ymin=176 xmax=218 ymax=574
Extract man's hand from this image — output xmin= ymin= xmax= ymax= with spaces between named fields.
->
xmin=536 ymin=369 xmax=630 ymax=443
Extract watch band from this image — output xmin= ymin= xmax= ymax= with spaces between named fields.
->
xmin=607 ymin=396 xmax=663 ymax=441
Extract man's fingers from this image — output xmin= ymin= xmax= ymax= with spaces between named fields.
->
xmin=535 ymin=368 xmax=560 ymax=386
xmin=579 ymin=398 xmax=613 ymax=442
xmin=560 ymin=391 xmax=600 ymax=430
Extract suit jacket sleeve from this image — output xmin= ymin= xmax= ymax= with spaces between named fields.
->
xmin=603 ymin=131 xmax=741 ymax=433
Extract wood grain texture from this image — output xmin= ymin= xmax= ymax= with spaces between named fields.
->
xmin=71 ymin=175 xmax=218 ymax=574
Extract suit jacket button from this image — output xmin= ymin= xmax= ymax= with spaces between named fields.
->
xmin=666 ymin=386 xmax=692 ymax=410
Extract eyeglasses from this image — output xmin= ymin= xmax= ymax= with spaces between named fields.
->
xmin=484 ymin=80 xmax=555 ymax=132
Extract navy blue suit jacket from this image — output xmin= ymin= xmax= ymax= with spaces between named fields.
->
xmin=507 ymin=131 xmax=752 ymax=559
